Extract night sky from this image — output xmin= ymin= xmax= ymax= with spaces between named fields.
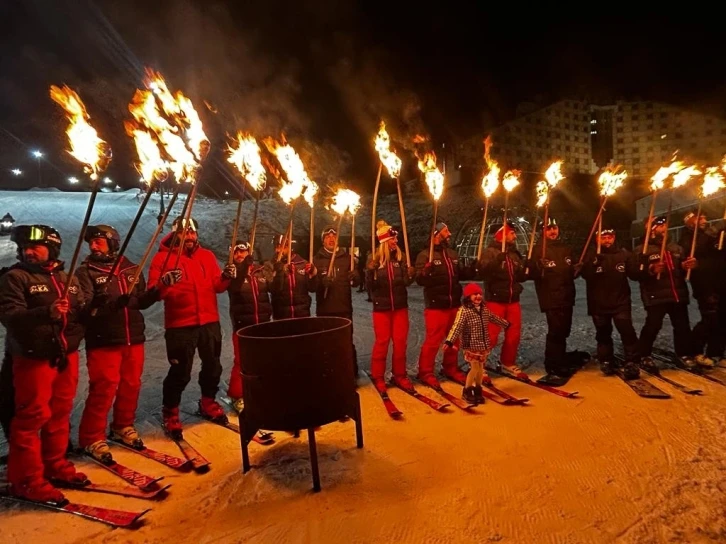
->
xmin=2 ymin=1 xmax=725 ymax=197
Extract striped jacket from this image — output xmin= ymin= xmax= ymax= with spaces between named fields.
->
xmin=444 ymin=299 xmax=509 ymax=351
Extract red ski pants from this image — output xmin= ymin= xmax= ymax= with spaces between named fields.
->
xmin=486 ymin=301 xmax=521 ymax=368
xmin=8 ymin=353 xmax=79 ymax=487
xmin=370 ymin=309 xmax=409 ymax=379
xmin=227 ymin=336 xmax=243 ymax=400
xmin=418 ymin=308 xmax=460 ymax=376
xmin=78 ymin=344 xmax=145 ymax=447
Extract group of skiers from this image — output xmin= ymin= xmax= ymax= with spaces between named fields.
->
xmin=0 ymin=204 xmax=724 ymax=504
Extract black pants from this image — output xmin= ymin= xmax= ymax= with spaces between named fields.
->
xmin=317 ymin=311 xmax=358 ymax=379
xmin=0 ymin=349 xmax=13 ymax=440
xmin=693 ymin=294 xmax=726 ymax=359
xmin=163 ymin=322 xmax=223 ymax=408
xmin=544 ymin=307 xmax=573 ymax=375
xmin=592 ymin=309 xmax=638 ymax=362
xmin=637 ymin=302 xmax=695 ymax=358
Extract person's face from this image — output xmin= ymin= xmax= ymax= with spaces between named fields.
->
xmin=505 ymin=230 xmax=516 ymax=243
xmin=545 ymin=225 xmax=559 ymax=240
xmin=386 ymin=236 xmax=398 ymax=251
xmin=698 ymin=214 xmax=707 ymax=229
xmin=652 ymin=223 xmax=666 ymax=237
xmin=184 ymin=230 xmax=198 ymax=248
xmin=323 ymin=231 xmax=336 ymax=251
xmin=89 ymin=237 xmax=110 ymax=256
xmin=435 ymin=226 xmax=451 ymax=245
xmin=598 ymin=232 xmax=615 ymax=248
xmin=233 ymin=248 xmax=249 ymax=263
xmin=23 ymin=244 xmax=49 ymax=264
xmin=470 ymin=292 xmax=483 ymax=305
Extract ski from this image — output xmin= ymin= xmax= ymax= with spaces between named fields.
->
xmin=614 ymin=370 xmax=671 ymax=398
xmin=651 ymin=350 xmax=726 ymax=386
xmin=640 ymin=369 xmax=703 ymax=395
xmin=365 ymin=372 xmax=403 ymax=418
xmin=390 ymin=381 xmax=450 ymax=412
xmin=182 ymin=410 xmax=274 ymax=445
xmin=0 ymin=491 xmax=149 ymax=528
xmin=83 ymin=456 xmax=164 ymax=491
xmin=219 ymin=397 xmax=275 ymax=442
xmin=51 ymin=479 xmax=170 ymax=500
xmin=414 ymin=377 xmax=475 ymax=410
xmin=442 ymin=374 xmax=523 ymax=405
xmin=488 ymin=366 xmax=579 ymax=398
xmin=483 ymin=382 xmax=529 ymax=405
xmin=163 ymin=430 xmax=211 ymax=473
xmin=108 ymin=438 xmax=191 ymax=471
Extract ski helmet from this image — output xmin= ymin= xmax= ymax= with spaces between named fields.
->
xmin=12 ymin=224 xmax=62 ymax=261
xmin=231 ymin=242 xmax=249 ymax=252
xmin=172 ymin=216 xmax=198 ymax=233
xmin=321 ymin=225 xmax=337 ymax=240
xmin=84 ymin=224 xmax=120 ymax=253
xmin=539 ymin=216 xmax=558 ymax=230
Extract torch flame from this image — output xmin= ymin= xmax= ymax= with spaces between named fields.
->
xmin=598 ymin=167 xmax=628 ymax=197
xmin=49 ymin=85 xmax=109 ymax=180
xmin=227 ymin=132 xmax=267 ymax=191
xmin=502 ymin=170 xmax=521 ymax=192
xmin=124 ymin=122 xmax=168 ymax=184
xmin=330 ymin=188 xmax=361 ymax=216
xmin=535 ymin=181 xmax=549 ymax=208
xmin=702 ymin=167 xmax=725 ymax=197
xmin=176 ymin=93 xmax=210 ymax=162
xmin=302 ymin=180 xmax=319 ymax=208
xmin=544 ymin=160 xmax=564 ymax=189
xmin=264 ymin=137 xmax=315 ymax=204
xmin=481 ymin=136 xmax=500 ymax=198
xmin=672 ymin=165 xmax=700 ymax=188
xmin=417 ymin=151 xmax=444 ymax=201
xmin=374 ymin=121 xmax=402 ymax=178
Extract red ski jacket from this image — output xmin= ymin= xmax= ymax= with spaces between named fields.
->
xmin=148 ymin=233 xmax=230 ymax=329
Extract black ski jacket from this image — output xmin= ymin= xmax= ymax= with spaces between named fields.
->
xmin=628 ymin=237 xmax=690 ymax=307
xmin=479 ymin=241 xmax=527 ymax=304
xmin=268 ymin=253 xmax=315 ymax=319
xmin=227 ymin=262 xmax=272 ymax=330
xmin=528 ymin=238 xmax=576 ymax=312
xmin=581 ymin=244 xmax=633 ymax=315
xmin=313 ymin=248 xmax=360 ymax=315
xmin=366 ymin=258 xmax=413 ymax=312
xmin=677 ymin=223 xmax=726 ymax=300
xmin=415 ymin=244 xmax=475 ymax=310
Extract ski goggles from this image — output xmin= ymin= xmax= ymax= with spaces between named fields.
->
xmin=321 ymin=227 xmax=337 ymax=237
xmin=599 ymin=228 xmax=615 ymax=236
xmin=231 ymin=242 xmax=249 ymax=252
xmin=377 ymin=227 xmax=398 ymax=243
xmin=11 ymin=225 xmax=61 ymax=246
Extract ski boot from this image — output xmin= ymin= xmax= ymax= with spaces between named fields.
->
xmin=501 ymin=364 xmax=529 ymax=380
xmin=110 ymin=426 xmax=144 ymax=450
xmin=162 ymin=406 xmax=183 ymax=439
xmin=678 ymin=356 xmax=697 ymax=371
xmin=694 ymin=354 xmax=715 ymax=369
xmin=481 ymin=373 xmax=493 ymax=386
xmin=442 ymin=367 xmax=468 ymax=384
xmin=473 ymin=385 xmax=485 ymax=404
xmin=391 ymin=374 xmax=415 ymax=391
xmin=45 ymin=459 xmax=89 ymax=486
xmin=84 ymin=440 xmax=114 ymax=465
xmin=198 ymin=397 xmax=228 ymax=425
xmin=639 ymin=356 xmax=660 ymax=374
xmin=230 ymin=397 xmax=245 ymax=415
xmin=370 ymin=377 xmax=387 ymax=394
xmin=599 ymin=360 xmax=617 ymax=376
xmin=417 ymin=372 xmax=441 ymax=389
xmin=621 ymin=362 xmax=641 ymax=381
xmin=11 ymin=478 xmax=67 ymax=505
xmin=462 ymin=386 xmax=478 ymax=405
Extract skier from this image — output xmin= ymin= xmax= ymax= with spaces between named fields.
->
xmin=479 ymin=221 xmax=529 ymax=379
xmin=225 ymin=241 xmax=272 ymax=413
xmin=678 ymin=210 xmax=726 ymax=366
xmin=0 ymin=225 xmax=87 ymax=503
xmin=415 ymin=221 xmax=476 ymax=386
xmin=148 ymin=216 xmax=235 ymax=435
xmin=528 ymin=217 xmax=579 ymax=385
xmin=313 ymin=225 xmax=361 ymax=381
xmin=75 ymin=225 xmax=161 ymax=463
xmin=366 ymin=221 xmax=415 ymax=391
xmin=629 ymin=215 xmax=699 ymax=371
xmin=581 ymin=224 xmax=640 ymax=379
xmin=443 ymin=283 xmax=510 ymax=404
xmin=268 ymin=233 xmax=317 ymax=320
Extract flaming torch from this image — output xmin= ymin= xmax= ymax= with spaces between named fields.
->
xmin=49 ymin=85 xmax=112 ymax=296
xmin=642 ymin=160 xmax=682 ymax=262
xmin=227 ymin=132 xmax=267 ymax=261
xmin=106 ymin=124 xmax=170 ymax=283
xmin=524 ymin=181 xmax=549 ymax=275
xmin=657 ymin=164 xmax=700 ymax=278
xmin=500 ymin=170 xmax=521 ymax=253
xmin=686 ymin=167 xmax=725 ymax=280
xmin=264 ymin=138 xmax=313 ymax=263
xmin=303 ymin=181 xmax=319 ymax=262
xmin=417 ymin=151 xmax=445 ymax=262
xmin=372 ymin=122 xmax=407 ymax=263
xmin=325 ymin=188 xmax=362 ymax=297
xmin=578 ymin=167 xmax=628 ymax=265
xmin=476 ymin=136 xmax=500 ymax=261
xmin=540 ymin=160 xmax=564 ymax=260
xmin=720 ymin=156 xmax=726 ymax=250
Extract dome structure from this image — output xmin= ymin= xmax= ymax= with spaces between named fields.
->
xmin=454 ymin=208 xmax=534 ymax=266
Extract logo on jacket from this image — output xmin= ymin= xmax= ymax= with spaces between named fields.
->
xmin=95 ymin=276 xmax=108 ymax=285
xmin=648 ymin=253 xmax=660 ymax=262
xmin=543 ymin=259 xmax=556 ymax=268
xmin=433 ymin=259 xmax=442 ymax=265
xmin=595 ymin=266 xmax=603 ymax=274
xmin=616 ymin=263 xmax=626 ymax=273
xmin=68 ymin=285 xmax=79 ymax=295
xmin=29 ymin=284 xmax=49 ymax=294
xmin=296 ymin=269 xmax=306 ymax=275
xmin=565 ymin=257 xmax=572 ymax=266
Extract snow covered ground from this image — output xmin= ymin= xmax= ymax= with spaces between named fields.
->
xmin=1 ymin=190 xmax=725 ymax=543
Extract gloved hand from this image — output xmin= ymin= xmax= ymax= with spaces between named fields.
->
xmin=305 ymin=263 xmax=317 ymax=277
xmin=114 ymin=293 xmax=131 ymax=309
xmin=423 ymin=262 xmax=434 ymax=277
xmin=407 ymin=266 xmax=416 ymax=278
xmin=649 ymin=261 xmax=665 ymax=275
xmin=681 ymin=257 xmax=697 ymax=270
xmin=322 ymin=275 xmax=334 ymax=288
xmin=90 ymin=292 xmax=112 ymax=310
xmin=49 ymin=298 xmax=69 ymax=320
xmin=573 ymin=262 xmax=583 ymax=278
xmin=242 ymin=255 xmax=254 ymax=267
xmin=161 ymin=269 xmax=183 ymax=286
xmin=222 ymin=264 xmax=237 ymax=280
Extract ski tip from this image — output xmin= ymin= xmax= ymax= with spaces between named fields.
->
xmin=194 ymin=464 xmax=211 ymax=474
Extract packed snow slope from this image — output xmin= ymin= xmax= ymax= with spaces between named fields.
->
xmin=0 ymin=190 xmax=724 ymax=544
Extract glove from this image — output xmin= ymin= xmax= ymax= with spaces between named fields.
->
xmin=222 ymin=264 xmax=237 ymax=280
xmin=114 ymin=293 xmax=131 ymax=309
xmin=160 ymin=269 xmax=183 ymax=286
xmin=322 ymin=275 xmax=334 ymax=288
xmin=90 ymin=292 xmax=112 ymax=310
xmin=649 ymin=261 xmax=665 ymax=275
xmin=681 ymin=257 xmax=697 ymax=270
xmin=304 ymin=262 xmax=317 ymax=277
xmin=348 ymin=271 xmax=357 ymax=282
xmin=242 ymin=255 xmax=254 ymax=267
xmin=442 ymin=340 xmax=458 ymax=351
xmin=407 ymin=266 xmax=416 ymax=278
xmin=573 ymin=262 xmax=583 ymax=278
xmin=423 ymin=262 xmax=434 ymax=277
xmin=49 ymin=298 xmax=69 ymax=320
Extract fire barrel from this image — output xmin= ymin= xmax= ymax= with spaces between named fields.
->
xmin=236 ymin=316 xmax=363 ymax=491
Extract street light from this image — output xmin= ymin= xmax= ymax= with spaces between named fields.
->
xmin=11 ymin=169 xmax=22 ymax=176
xmin=68 ymin=177 xmax=79 ymax=184
xmin=31 ymin=150 xmax=43 ymax=187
